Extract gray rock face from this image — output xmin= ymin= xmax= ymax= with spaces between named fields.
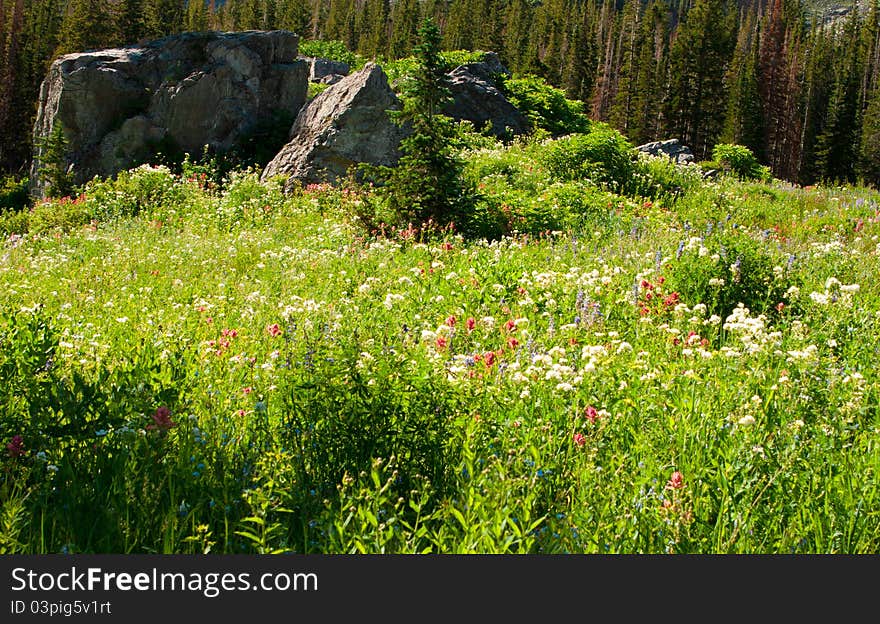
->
xmin=261 ymin=62 xmax=407 ymax=188
xmin=301 ymin=56 xmax=351 ymax=82
xmin=31 ymin=30 xmax=308 ymax=197
xmin=635 ymin=139 xmax=695 ymax=165
xmin=442 ymin=53 xmax=527 ymax=138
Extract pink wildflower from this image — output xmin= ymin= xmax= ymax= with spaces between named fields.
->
xmin=666 ymin=471 xmax=684 ymax=490
xmin=147 ymin=406 xmax=177 ymax=431
xmin=6 ymin=435 xmax=24 ymax=458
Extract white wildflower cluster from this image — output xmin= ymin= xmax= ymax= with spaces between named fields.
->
xmin=722 ymin=304 xmax=782 ymax=355
xmin=383 ymin=292 xmax=405 ymax=309
xmin=280 ymin=296 xmax=324 ymax=318
xmin=809 ymin=240 xmax=845 ymax=257
xmin=808 ymin=277 xmax=859 ymax=306
xmin=734 ymin=394 xmax=764 ymax=428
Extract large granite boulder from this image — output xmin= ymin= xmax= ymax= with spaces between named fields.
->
xmin=443 ymin=55 xmax=528 ymax=138
xmin=635 ymin=139 xmax=696 ymax=165
xmin=261 ymin=62 xmax=407 ymax=188
xmin=30 ymin=30 xmax=308 ymax=197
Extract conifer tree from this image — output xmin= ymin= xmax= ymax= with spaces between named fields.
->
xmin=55 ymin=0 xmax=117 ymax=56
xmin=858 ymin=84 xmax=880 ymax=186
xmin=629 ymin=0 xmax=668 ymax=144
xmin=814 ymin=13 xmax=862 ymax=182
xmin=721 ymin=8 xmax=764 ymax=159
xmin=609 ymin=0 xmax=643 ymax=137
xmin=276 ymin=0 xmax=311 ymax=36
xmin=389 ymin=0 xmax=421 ymax=59
xmin=502 ymin=0 xmax=532 ymax=73
xmin=325 ymin=0 xmax=357 ymax=51
xmin=118 ymin=0 xmax=148 ymax=44
xmin=665 ymin=0 xmax=736 ymax=158
xmin=384 ymin=18 xmax=471 ymax=230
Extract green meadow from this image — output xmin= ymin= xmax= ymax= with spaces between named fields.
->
xmin=2 ymin=131 xmax=880 ymax=554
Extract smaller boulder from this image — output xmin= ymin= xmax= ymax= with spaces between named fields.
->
xmin=442 ymin=54 xmax=527 ymax=138
xmin=635 ymin=139 xmax=695 ymax=165
xmin=301 ymin=56 xmax=351 ymax=82
xmin=261 ymin=62 xmax=407 ymax=188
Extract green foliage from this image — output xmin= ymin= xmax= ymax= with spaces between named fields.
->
xmin=38 ymin=125 xmax=76 ymax=199
xmin=215 ymin=168 xmax=287 ymax=230
xmin=630 ymin=153 xmax=704 ymax=201
xmin=307 ymin=82 xmax=332 ymax=99
xmin=501 ymin=75 xmax=591 ymax=137
xmin=666 ymin=229 xmax=797 ymax=320
xmin=0 ymin=176 xmax=30 ymax=212
xmin=28 ymin=195 xmax=92 ymax=234
xmin=81 ymin=164 xmax=187 ymax=222
xmin=297 ymin=39 xmax=363 ymax=69
xmin=712 ymin=143 xmax=771 ymax=181
xmin=538 ymin=124 xmax=636 ymax=193
xmin=378 ymin=19 xmax=475 ymax=232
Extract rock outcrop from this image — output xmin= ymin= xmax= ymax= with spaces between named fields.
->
xmin=635 ymin=139 xmax=695 ymax=165
xmin=261 ymin=62 xmax=407 ymax=188
xmin=31 ymin=30 xmax=308 ymax=196
xmin=443 ymin=53 xmax=528 ymax=138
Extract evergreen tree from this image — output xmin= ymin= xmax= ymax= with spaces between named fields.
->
xmin=144 ymin=0 xmax=184 ymax=40
xmin=858 ymin=84 xmax=880 ymax=186
xmin=118 ymin=0 xmax=148 ymax=44
xmin=591 ymin=0 xmax=619 ymax=120
xmin=721 ymin=8 xmax=764 ymax=159
xmin=325 ymin=0 xmax=357 ymax=51
xmin=608 ymin=0 xmax=642 ymax=136
xmin=561 ymin=1 xmax=598 ymax=103
xmin=629 ymin=0 xmax=669 ymax=144
xmin=502 ymin=0 xmax=532 ymax=73
xmin=664 ymin=0 xmax=736 ymax=158
xmin=384 ymin=18 xmax=472 ymax=230
xmin=184 ymin=0 xmax=208 ymax=32
xmin=389 ymin=0 xmax=421 ymax=59
xmin=38 ymin=123 xmax=75 ymax=198
xmin=276 ymin=0 xmax=311 ymax=36
xmin=55 ymin=0 xmax=117 ymax=56
xmin=814 ymin=13 xmax=862 ymax=183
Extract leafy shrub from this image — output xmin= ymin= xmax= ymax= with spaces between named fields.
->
xmin=216 ymin=168 xmax=286 ymax=230
xmin=0 ymin=176 xmax=30 ymax=211
xmin=298 ymin=39 xmax=364 ymax=70
xmin=81 ymin=164 xmax=186 ymax=222
xmin=630 ymin=153 xmax=704 ymax=201
xmin=538 ymin=124 xmax=636 ymax=193
xmin=665 ymin=230 xmax=796 ymax=319
xmin=712 ymin=143 xmax=771 ymax=181
xmin=28 ymin=195 xmax=92 ymax=234
xmin=501 ymin=75 xmax=590 ymax=136
xmin=0 ymin=208 xmax=30 ymax=235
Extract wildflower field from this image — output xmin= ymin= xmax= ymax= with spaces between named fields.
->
xmin=2 ymin=135 xmax=880 ymax=554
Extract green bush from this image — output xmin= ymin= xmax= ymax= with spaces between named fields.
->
xmin=0 ymin=176 xmax=30 ymax=211
xmin=665 ymin=230 xmax=796 ymax=320
xmin=712 ymin=143 xmax=771 ymax=181
xmin=501 ymin=75 xmax=590 ymax=137
xmin=630 ymin=153 xmax=704 ymax=201
xmin=0 ymin=208 xmax=30 ymax=235
xmin=28 ymin=195 xmax=92 ymax=234
xmin=538 ymin=124 xmax=636 ymax=193
xmin=298 ymin=39 xmax=364 ymax=70
xmin=80 ymin=164 xmax=186 ymax=223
